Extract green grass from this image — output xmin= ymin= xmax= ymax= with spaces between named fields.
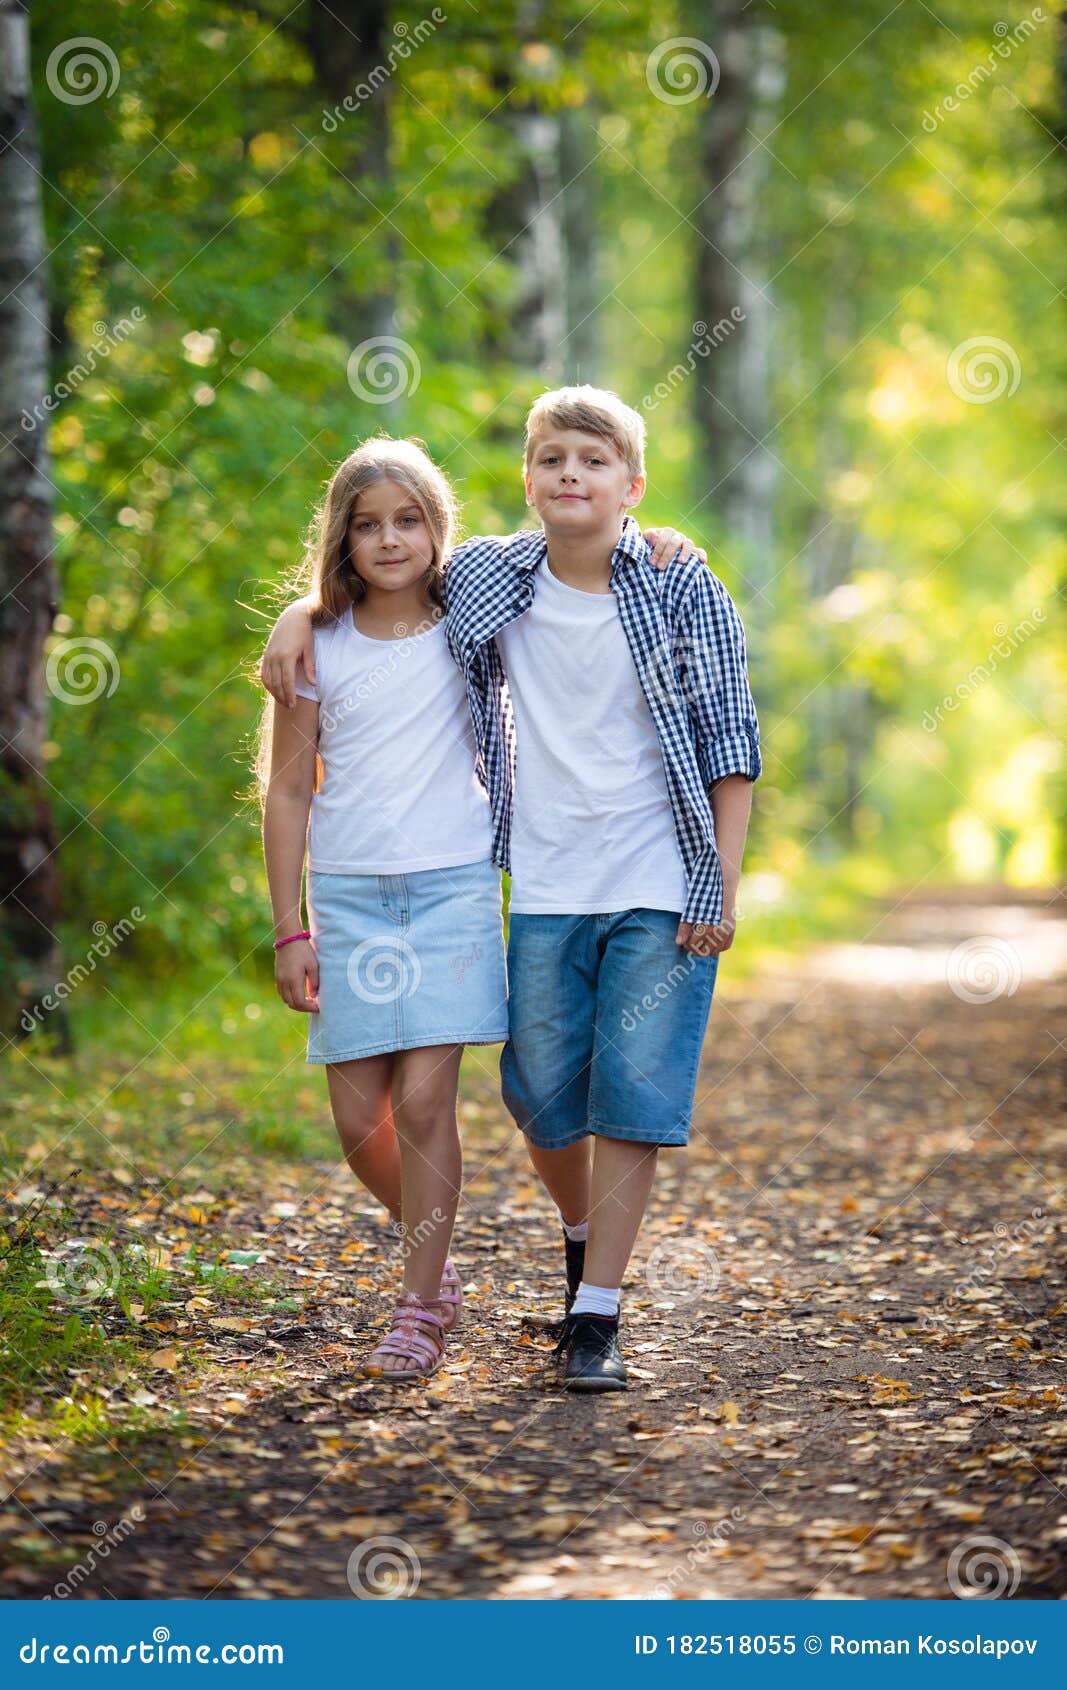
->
xmin=0 ymin=1180 xmax=286 ymax=1426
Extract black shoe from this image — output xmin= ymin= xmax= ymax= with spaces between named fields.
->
xmin=553 ymin=1311 xmax=627 ymax=1393
xmin=563 ymin=1232 xmax=586 ymax=1317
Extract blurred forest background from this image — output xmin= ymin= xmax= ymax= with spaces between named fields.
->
xmin=2 ymin=0 xmax=1065 ymax=1016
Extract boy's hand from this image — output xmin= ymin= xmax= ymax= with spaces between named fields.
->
xmin=261 ymin=603 xmax=316 ymax=709
xmin=274 ymin=939 xmax=320 ymax=1013
xmin=643 ymin=527 xmax=707 ymax=571
xmin=675 ymin=910 xmax=736 ymax=956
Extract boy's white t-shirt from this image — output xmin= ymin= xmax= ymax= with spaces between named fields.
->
xmin=496 ymin=559 xmax=689 ymax=915
xmin=293 ymin=609 xmax=493 ymax=874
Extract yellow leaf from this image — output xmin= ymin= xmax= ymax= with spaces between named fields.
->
xmin=149 ymin=1347 xmax=181 ymax=1370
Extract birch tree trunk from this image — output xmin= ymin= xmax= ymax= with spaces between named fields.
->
xmin=0 ymin=0 xmax=62 ymax=1040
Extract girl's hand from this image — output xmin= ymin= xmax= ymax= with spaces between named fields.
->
xmin=260 ymin=602 xmax=316 ymax=710
xmin=274 ymin=939 xmax=320 ymax=1013
xmin=643 ymin=527 xmax=707 ymax=570
xmin=675 ymin=913 xmax=736 ymax=956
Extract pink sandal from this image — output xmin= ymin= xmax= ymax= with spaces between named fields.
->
xmin=364 ymin=1291 xmax=448 ymax=1381
xmin=438 ymin=1258 xmax=463 ymax=1333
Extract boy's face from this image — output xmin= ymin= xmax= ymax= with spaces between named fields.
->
xmin=524 ymin=427 xmax=645 ymax=535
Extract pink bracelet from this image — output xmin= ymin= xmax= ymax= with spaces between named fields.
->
xmin=274 ymin=930 xmax=311 ymax=949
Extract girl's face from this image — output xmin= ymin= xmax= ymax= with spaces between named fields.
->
xmin=346 ymin=478 xmax=436 ymax=596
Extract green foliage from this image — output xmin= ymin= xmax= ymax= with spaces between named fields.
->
xmin=20 ymin=0 xmax=1066 ymax=998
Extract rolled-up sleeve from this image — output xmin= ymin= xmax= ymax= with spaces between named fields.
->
xmin=678 ymin=566 xmax=762 ymax=786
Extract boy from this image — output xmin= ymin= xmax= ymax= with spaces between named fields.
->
xmin=261 ymin=394 xmax=760 ymax=1391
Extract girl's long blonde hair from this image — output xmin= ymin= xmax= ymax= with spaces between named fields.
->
xmin=252 ymin=437 xmax=460 ymax=805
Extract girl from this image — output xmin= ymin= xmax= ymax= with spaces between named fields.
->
xmin=260 ymin=438 xmax=508 ymax=1381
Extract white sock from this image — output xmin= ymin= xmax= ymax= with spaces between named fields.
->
xmin=558 ymin=1210 xmax=589 ymax=1243
xmin=570 ymin=1281 xmax=620 ymax=1318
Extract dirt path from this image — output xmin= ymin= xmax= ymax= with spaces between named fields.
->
xmin=4 ymin=886 xmax=1065 ymax=1600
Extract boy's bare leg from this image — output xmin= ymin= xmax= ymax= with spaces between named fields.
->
xmin=583 ymin=1136 xmax=658 ymax=1290
xmin=523 ymin=1137 xmax=592 ymax=1227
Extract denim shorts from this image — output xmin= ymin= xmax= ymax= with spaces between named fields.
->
xmin=500 ymin=909 xmax=719 ymax=1148
xmin=305 ymin=860 xmax=509 ymax=1064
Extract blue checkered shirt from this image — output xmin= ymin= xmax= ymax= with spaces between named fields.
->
xmin=444 ymin=515 xmax=761 ymax=926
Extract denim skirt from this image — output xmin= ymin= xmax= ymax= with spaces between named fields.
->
xmin=305 ymin=859 xmax=509 ymax=1064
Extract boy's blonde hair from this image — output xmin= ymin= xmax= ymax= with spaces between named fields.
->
xmin=523 ymin=384 xmax=646 ymax=477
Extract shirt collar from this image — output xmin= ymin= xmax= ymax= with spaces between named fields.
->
xmin=512 ymin=514 xmax=648 ymax=574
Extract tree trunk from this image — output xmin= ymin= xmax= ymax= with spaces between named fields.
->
xmin=305 ymin=0 xmax=397 ymax=353
xmin=692 ymin=2 xmax=786 ymax=603
xmin=0 ymin=0 xmax=63 ymax=1040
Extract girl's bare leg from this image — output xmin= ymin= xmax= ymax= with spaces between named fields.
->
xmin=325 ymin=1055 xmax=403 ymax=1220
xmin=390 ymin=1044 xmax=464 ymax=1308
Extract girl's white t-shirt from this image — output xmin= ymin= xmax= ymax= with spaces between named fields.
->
xmin=293 ymin=609 xmax=493 ymax=874
xmin=496 ymin=559 xmax=689 ymax=915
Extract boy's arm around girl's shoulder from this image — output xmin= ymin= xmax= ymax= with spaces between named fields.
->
xmin=672 ymin=556 xmax=763 ymax=785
